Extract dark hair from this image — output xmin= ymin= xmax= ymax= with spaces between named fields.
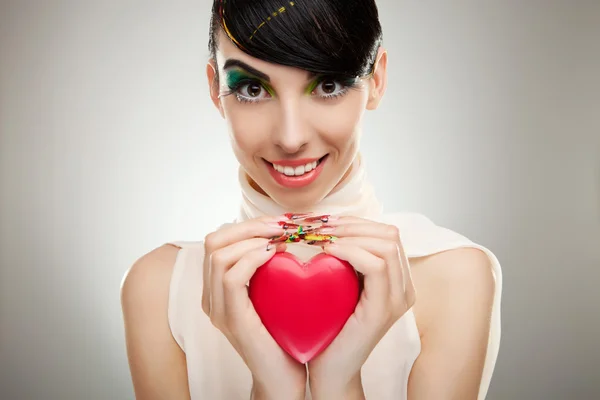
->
xmin=208 ymin=0 xmax=383 ymax=78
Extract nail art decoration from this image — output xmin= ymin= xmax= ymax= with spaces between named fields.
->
xmin=313 ymin=225 xmax=335 ymax=234
xmin=302 ymin=233 xmax=337 ymax=246
xmin=267 ymin=226 xmax=337 ymax=246
xmin=268 ymin=234 xmax=290 ymax=244
xmin=294 ymin=214 xmax=333 ymax=223
xmin=276 ymin=221 xmax=316 ymax=231
xmin=283 ymin=212 xmax=313 ymax=221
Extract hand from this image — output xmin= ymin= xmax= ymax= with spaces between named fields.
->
xmin=202 ymin=216 xmax=307 ymax=400
xmin=306 ymin=216 xmax=416 ymax=399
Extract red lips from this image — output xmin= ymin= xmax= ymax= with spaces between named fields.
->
xmin=266 ymin=155 xmax=328 ymax=189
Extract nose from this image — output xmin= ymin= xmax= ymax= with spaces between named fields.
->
xmin=272 ymin=100 xmax=311 ymax=154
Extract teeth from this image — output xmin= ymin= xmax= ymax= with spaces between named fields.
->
xmin=273 ymin=159 xmax=321 ymax=177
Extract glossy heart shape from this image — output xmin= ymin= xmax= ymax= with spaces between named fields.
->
xmin=248 ymin=252 xmax=360 ymax=363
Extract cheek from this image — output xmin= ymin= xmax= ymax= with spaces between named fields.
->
xmin=310 ymin=94 xmax=366 ymax=144
xmin=223 ymin=101 xmax=272 ymax=154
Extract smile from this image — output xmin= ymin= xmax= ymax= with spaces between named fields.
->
xmin=264 ymin=155 xmax=328 ymax=188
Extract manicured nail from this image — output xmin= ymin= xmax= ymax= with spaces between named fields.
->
xmin=298 ymin=225 xmax=321 ymax=233
xmin=314 ymin=226 xmax=336 ymax=234
xmin=265 ymin=221 xmax=318 ymax=232
xmin=282 ymin=212 xmax=313 ymax=221
xmin=268 ymin=234 xmax=289 ymax=244
xmin=295 ymin=214 xmax=338 ymax=223
xmin=303 ymin=234 xmax=337 ymax=245
xmin=266 ymin=242 xmax=280 ymax=251
xmin=280 ymin=222 xmax=315 ymax=230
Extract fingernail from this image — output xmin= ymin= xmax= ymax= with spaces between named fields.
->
xmin=296 ymin=214 xmax=338 ymax=223
xmin=266 ymin=221 xmax=321 ymax=232
xmin=296 ymin=224 xmax=319 ymax=232
xmin=314 ymin=226 xmax=336 ymax=234
xmin=303 ymin=235 xmax=337 ymax=245
xmin=268 ymin=234 xmax=289 ymax=244
xmin=282 ymin=212 xmax=313 ymax=221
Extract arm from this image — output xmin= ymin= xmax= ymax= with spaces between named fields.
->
xmin=309 ymin=248 xmax=495 ymax=399
xmin=408 ymin=247 xmax=496 ymax=400
xmin=121 ymin=244 xmax=191 ymax=400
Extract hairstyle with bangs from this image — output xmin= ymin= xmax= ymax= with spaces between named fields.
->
xmin=208 ymin=0 xmax=383 ymax=79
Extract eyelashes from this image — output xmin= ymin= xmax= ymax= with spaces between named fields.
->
xmin=221 ymin=78 xmax=272 ymax=104
xmin=220 ymin=73 xmax=364 ymax=104
xmin=311 ymin=77 xmax=363 ymax=100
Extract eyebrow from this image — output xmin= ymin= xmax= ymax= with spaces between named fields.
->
xmin=223 ymin=59 xmax=271 ymax=82
xmin=222 ymin=58 xmax=319 ymax=83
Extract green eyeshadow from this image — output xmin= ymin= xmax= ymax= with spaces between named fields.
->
xmin=304 ymin=75 xmax=360 ymax=94
xmin=225 ymin=69 xmax=275 ymax=97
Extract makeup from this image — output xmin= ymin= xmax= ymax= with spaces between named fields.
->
xmin=304 ymin=75 xmax=362 ymax=100
xmin=222 ymin=69 xmax=275 ymax=102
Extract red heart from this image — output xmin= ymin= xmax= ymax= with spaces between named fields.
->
xmin=248 ymin=251 xmax=360 ymax=363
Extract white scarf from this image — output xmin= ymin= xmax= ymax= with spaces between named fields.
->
xmin=237 ymin=155 xmax=383 ymax=222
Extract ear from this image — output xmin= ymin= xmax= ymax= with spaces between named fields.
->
xmin=366 ymin=47 xmax=388 ymax=111
xmin=206 ymin=59 xmax=225 ymax=118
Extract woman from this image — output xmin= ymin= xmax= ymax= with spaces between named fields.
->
xmin=121 ymin=1 xmax=502 ymax=399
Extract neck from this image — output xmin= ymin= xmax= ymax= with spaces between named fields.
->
xmin=237 ymin=153 xmax=381 ymax=222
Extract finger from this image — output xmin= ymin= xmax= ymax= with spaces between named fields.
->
xmin=322 ymin=215 xmax=375 ymax=225
xmin=323 ymin=242 xmax=389 ymax=308
xmin=331 ymin=237 xmax=410 ymax=306
xmin=204 ymin=217 xmax=289 ymax=255
xmin=208 ymin=237 xmax=270 ymax=321
xmin=316 ymin=222 xmax=401 ymax=242
xmin=292 ymin=214 xmax=369 ymax=225
xmin=223 ymin=245 xmax=278 ymax=331
xmin=202 ymin=218 xmax=286 ymax=314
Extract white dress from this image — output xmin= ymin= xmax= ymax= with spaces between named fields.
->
xmin=167 ymin=160 xmax=502 ymax=399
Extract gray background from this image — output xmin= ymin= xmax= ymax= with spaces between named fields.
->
xmin=1 ymin=1 xmax=599 ymax=399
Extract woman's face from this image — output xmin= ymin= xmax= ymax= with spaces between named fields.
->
xmin=207 ymin=30 xmax=388 ymax=210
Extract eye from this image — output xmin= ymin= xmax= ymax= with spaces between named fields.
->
xmin=312 ymin=79 xmax=347 ymax=98
xmin=236 ymin=81 xmax=271 ymax=103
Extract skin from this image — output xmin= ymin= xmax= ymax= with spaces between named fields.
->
xmin=207 ymin=30 xmax=381 ymax=210
xmin=121 ymin=28 xmax=496 ymax=400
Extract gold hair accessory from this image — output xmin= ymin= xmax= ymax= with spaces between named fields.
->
xmin=249 ymin=1 xmax=296 ymax=40
xmin=220 ymin=0 xmax=246 ymax=50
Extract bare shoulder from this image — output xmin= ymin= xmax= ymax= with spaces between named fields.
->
xmin=410 ymin=247 xmax=496 ymax=336
xmin=121 ymin=243 xmax=181 ymax=298
xmin=121 ymin=243 xmax=191 ymax=399
xmin=121 ymin=244 xmax=182 ymax=318
xmin=406 ymin=248 xmax=496 ymax=398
